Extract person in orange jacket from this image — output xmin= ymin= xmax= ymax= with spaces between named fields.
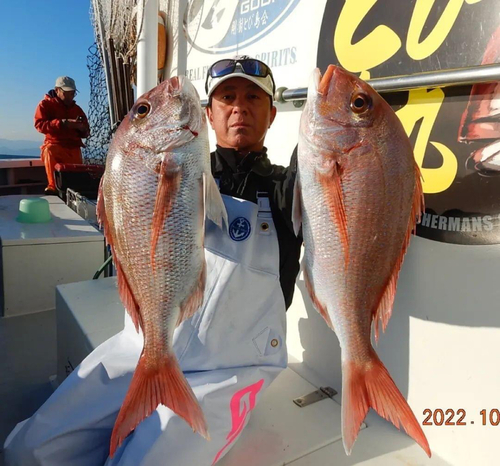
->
xmin=34 ymin=76 xmax=90 ymax=194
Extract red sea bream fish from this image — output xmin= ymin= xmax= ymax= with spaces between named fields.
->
xmin=293 ymin=65 xmax=430 ymax=456
xmin=97 ymin=76 xmax=227 ymax=456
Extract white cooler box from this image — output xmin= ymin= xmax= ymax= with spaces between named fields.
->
xmin=0 ymin=195 xmax=105 ymax=317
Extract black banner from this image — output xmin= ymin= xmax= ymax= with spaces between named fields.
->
xmin=318 ymin=0 xmax=500 ymax=245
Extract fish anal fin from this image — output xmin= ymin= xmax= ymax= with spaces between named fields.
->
xmin=304 ymin=269 xmax=334 ymax=331
xmin=110 ymin=351 xmax=209 ymax=457
xmin=317 ymin=163 xmax=349 ymax=268
xmin=371 ymin=162 xmax=424 ymax=342
xmin=151 ymin=156 xmax=181 ymax=270
xmin=292 ymin=178 xmax=302 ymax=237
xmin=177 ymin=260 xmax=206 ymax=327
xmin=342 ymin=353 xmax=431 ymax=457
xmin=114 ymin=253 xmax=142 ymax=333
xmin=372 ymin=272 xmax=397 ymax=343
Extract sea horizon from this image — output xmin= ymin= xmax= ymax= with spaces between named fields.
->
xmin=0 ymin=154 xmax=39 ymax=160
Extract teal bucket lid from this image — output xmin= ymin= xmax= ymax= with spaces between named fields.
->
xmin=16 ymin=198 xmax=52 ymax=223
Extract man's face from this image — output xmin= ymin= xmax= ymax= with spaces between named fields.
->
xmin=56 ymin=87 xmax=75 ymax=105
xmin=206 ymin=77 xmax=277 ymax=153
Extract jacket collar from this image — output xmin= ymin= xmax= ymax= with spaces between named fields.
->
xmin=213 ymin=145 xmax=274 ymax=177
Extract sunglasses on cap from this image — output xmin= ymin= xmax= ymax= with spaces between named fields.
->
xmin=205 ymin=58 xmax=275 ymax=94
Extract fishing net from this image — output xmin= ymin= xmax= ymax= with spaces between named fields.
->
xmin=95 ymin=0 xmax=145 ymax=61
xmin=85 ymin=0 xmax=175 ymax=165
xmin=82 ymin=42 xmax=112 ymax=165
xmin=84 ymin=0 xmax=148 ymax=165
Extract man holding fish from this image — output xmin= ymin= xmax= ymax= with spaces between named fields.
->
xmin=5 ymin=57 xmax=303 ymax=465
xmin=5 ymin=56 xmax=431 ymax=464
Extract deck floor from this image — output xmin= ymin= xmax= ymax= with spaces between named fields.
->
xmin=0 ymin=310 xmax=57 ymax=466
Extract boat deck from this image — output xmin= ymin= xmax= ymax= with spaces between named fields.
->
xmin=0 ymin=157 xmax=46 ymax=196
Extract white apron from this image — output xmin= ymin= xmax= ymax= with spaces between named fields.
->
xmin=4 ymin=194 xmax=287 ymax=466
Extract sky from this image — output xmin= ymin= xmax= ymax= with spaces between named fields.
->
xmin=0 ymin=1 xmax=95 ymax=143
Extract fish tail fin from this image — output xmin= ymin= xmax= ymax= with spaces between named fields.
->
xmin=110 ymin=352 xmax=209 ymax=457
xmin=342 ymin=353 xmax=431 ymax=458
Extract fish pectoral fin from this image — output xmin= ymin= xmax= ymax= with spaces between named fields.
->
xmin=170 ymin=123 xmax=200 ymax=150
xmin=342 ymin=353 xmax=431 ymax=458
xmin=150 ymin=155 xmax=182 ymax=270
xmin=317 ymin=162 xmax=349 ymax=267
xmin=291 ymin=177 xmax=302 ymax=237
xmin=304 ymin=269 xmax=334 ymax=331
xmin=371 ymin=162 xmax=424 ymax=342
xmin=110 ymin=350 xmax=209 ymax=458
xmin=204 ymin=172 xmax=228 ymax=232
xmin=177 ymin=260 xmax=207 ymax=326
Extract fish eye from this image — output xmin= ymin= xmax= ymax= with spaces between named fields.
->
xmin=135 ymin=102 xmax=151 ymax=119
xmin=350 ymin=92 xmax=371 ymax=114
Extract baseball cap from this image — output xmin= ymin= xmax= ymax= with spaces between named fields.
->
xmin=205 ymin=56 xmax=275 ymax=99
xmin=55 ymin=76 xmax=78 ymax=92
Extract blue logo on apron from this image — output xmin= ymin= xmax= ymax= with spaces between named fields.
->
xmin=229 ymin=217 xmax=252 ymax=241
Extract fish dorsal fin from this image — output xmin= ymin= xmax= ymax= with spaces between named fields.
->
xmin=150 ymin=154 xmax=182 ymax=271
xmin=372 ymin=162 xmax=424 ymax=342
xmin=317 ymin=161 xmax=349 ymax=268
xmin=97 ymin=178 xmax=143 ymax=333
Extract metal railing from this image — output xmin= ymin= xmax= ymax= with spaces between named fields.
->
xmin=275 ymin=63 xmax=500 ymax=103
xmin=199 ymin=63 xmax=500 ymax=107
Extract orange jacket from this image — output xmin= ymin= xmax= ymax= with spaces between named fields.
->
xmin=34 ymin=92 xmax=90 ymax=148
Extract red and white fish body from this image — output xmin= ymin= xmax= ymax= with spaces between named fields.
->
xmin=98 ymin=76 xmax=227 ymax=456
xmin=293 ymin=65 xmax=430 ymax=457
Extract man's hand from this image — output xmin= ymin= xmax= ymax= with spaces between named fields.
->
xmin=63 ymin=118 xmax=90 ymax=138
xmin=64 ymin=118 xmax=87 ymax=131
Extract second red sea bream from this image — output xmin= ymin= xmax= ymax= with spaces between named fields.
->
xmin=293 ymin=65 xmax=430 ymax=457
